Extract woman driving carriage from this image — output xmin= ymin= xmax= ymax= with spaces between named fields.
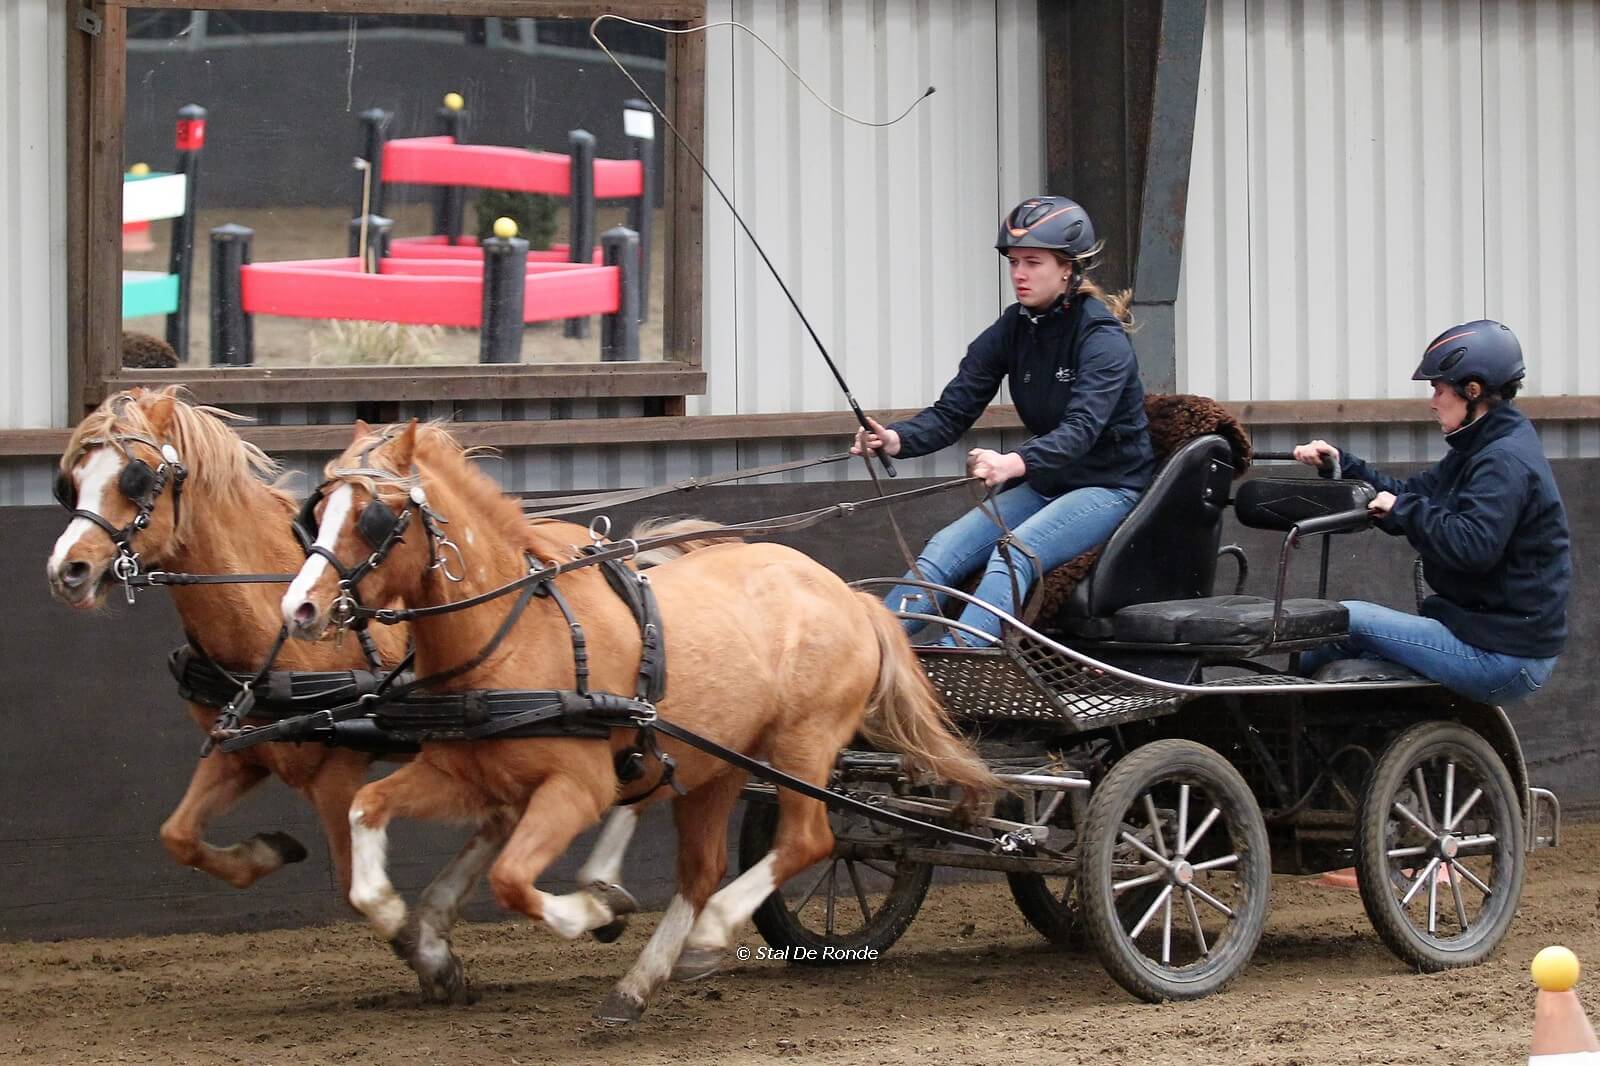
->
xmin=1293 ymin=319 xmax=1571 ymax=704
xmin=851 ymin=196 xmax=1155 ymax=643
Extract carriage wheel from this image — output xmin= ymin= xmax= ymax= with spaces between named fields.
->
xmin=738 ymin=787 xmax=933 ymax=963
xmin=1002 ymin=788 xmax=1087 ymax=948
xmin=1353 ymin=721 xmax=1525 ymax=971
xmin=1080 ymin=739 xmax=1271 ymax=1002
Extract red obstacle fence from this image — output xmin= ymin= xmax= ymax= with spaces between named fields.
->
xmin=352 ymin=97 xmax=657 ymax=338
xmin=209 ymin=222 xmax=641 ymax=366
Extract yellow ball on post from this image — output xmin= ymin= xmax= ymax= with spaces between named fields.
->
xmin=492 ymin=217 xmax=519 ymax=240
xmin=128 ymin=162 xmax=151 ymax=176
xmin=1532 ymin=946 xmax=1582 ymax=993
xmin=443 ymin=92 xmax=465 ymax=112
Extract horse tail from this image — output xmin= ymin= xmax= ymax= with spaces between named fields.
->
xmin=628 ymin=517 xmax=742 ymax=567
xmin=854 ymin=592 xmax=998 ymax=814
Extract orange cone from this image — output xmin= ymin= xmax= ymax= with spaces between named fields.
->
xmin=1529 ymin=946 xmax=1600 ymax=1063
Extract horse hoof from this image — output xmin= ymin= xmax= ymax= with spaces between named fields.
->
xmin=670 ymin=945 xmax=723 ymax=983
xmin=590 ymin=917 xmax=628 ymax=944
xmin=257 ymin=831 xmax=308 ymax=865
xmin=594 ymin=990 xmax=644 ymax=1025
xmin=588 ymin=881 xmax=639 ymax=917
xmin=419 ymin=958 xmax=476 ymax=1006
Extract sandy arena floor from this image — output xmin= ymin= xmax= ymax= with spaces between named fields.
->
xmin=2 ymin=823 xmax=1596 ymax=1065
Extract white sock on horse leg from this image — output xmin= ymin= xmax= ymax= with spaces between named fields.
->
xmin=416 ymin=819 xmax=508 ymax=929
xmin=576 ymin=807 xmax=639 ymax=887
xmin=684 ymin=852 xmax=778 ymax=951
xmin=538 ymin=889 xmax=617 ymax=939
xmin=347 ymin=809 xmax=406 ymax=938
xmin=613 ymin=894 xmax=698 ymax=1004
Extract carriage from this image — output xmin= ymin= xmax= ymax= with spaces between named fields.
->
xmin=736 ymin=431 xmax=1563 ymax=1002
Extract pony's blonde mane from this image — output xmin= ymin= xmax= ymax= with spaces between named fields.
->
xmin=65 ymin=388 xmax=293 ymax=527
xmin=340 ymin=422 xmax=536 ymax=551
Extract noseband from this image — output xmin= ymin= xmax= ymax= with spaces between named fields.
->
xmin=55 ymin=432 xmax=189 ymax=602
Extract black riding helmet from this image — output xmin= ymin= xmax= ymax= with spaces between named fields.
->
xmin=995 ymin=196 xmax=1098 ymax=258
xmin=1412 ymin=319 xmax=1525 ymax=390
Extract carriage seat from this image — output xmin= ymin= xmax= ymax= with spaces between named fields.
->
xmin=1108 ymin=595 xmax=1348 ymax=646
xmin=1312 ymin=658 xmax=1425 ymax=684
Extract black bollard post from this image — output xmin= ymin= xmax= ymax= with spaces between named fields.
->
xmin=347 ymin=214 xmax=393 ymax=272
xmin=209 ymin=223 xmax=254 ymax=367
xmin=479 ymin=219 xmax=528 ymax=364
xmin=600 ymin=227 xmax=640 ymax=362
xmin=356 ymin=107 xmax=391 ymax=220
xmin=165 ymin=104 xmax=206 ymax=362
xmin=433 ymin=93 xmax=467 ymax=245
xmin=564 ymin=129 xmax=597 ymax=339
xmin=623 ymin=99 xmax=654 ymax=324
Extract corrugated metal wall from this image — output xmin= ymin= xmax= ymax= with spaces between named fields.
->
xmin=1176 ymin=0 xmax=1600 ymax=460
xmin=698 ymin=0 xmax=1042 ymax=418
xmin=0 ymin=0 xmax=68 ymax=431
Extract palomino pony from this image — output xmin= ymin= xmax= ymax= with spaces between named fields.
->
xmin=280 ymin=421 xmax=997 ymax=1022
xmin=46 ymin=389 xmax=413 ymax=894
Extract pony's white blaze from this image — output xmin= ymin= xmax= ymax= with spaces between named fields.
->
xmin=684 ymin=852 xmax=778 ymax=952
xmin=282 ymin=483 xmax=353 ymax=622
xmin=47 ymin=449 xmax=121 ymax=570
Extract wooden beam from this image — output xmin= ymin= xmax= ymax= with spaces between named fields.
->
xmin=83 ymin=5 xmax=127 ymax=415
xmin=7 ymin=397 xmax=1598 ymax=460
xmin=104 ymin=363 xmax=707 ymax=405
xmin=665 ymin=20 xmax=706 ymax=367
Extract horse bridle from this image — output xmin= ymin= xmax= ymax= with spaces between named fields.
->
xmin=54 ymin=432 xmax=189 ymax=601
xmin=292 ymin=459 xmax=464 ymax=629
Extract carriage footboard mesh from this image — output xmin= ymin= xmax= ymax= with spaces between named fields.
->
xmin=918 ymin=637 xmax=1180 ymax=729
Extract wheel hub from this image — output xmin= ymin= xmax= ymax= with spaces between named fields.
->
xmin=1171 ymin=860 xmax=1195 ymax=886
xmin=1438 ymin=835 xmax=1459 ymax=860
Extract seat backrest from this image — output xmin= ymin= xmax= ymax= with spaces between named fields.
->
xmin=1063 ymin=434 xmax=1236 ymax=620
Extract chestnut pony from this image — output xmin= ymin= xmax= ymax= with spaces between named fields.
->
xmin=280 ymin=420 xmax=996 ymax=1022
xmin=46 ymin=388 xmax=409 ymax=893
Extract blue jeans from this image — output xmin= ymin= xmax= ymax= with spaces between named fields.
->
xmin=1298 ymin=601 xmax=1558 ymax=705
xmin=883 ymin=484 xmax=1140 ymax=643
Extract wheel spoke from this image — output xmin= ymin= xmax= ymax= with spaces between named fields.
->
xmin=1120 ymin=829 xmax=1174 ymax=868
xmin=1129 ymin=884 xmax=1175 ymax=939
xmin=1450 ymin=859 xmax=1493 ymax=897
xmin=1454 ymin=833 xmax=1498 ymax=852
xmin=1182 ymin=807 xmax=1222 ymax=856
xmin=1392 ymin=799 xmax=1440 ymax=840
xmin=1188 ymin=882 xmax=1235 ymax=919
xmin=1114 ymin=870 xmax=1167 ymax=894
xmin=1161 ymin=891 xmax=1174 ymax=965
xmin=859 ymin=859 xmax=900 ymax=879
xmin=1191 ymin=853 xmax=1239 ymax=872
xmin=1400 ymin=857 xmax=1441 ymax=906
xmin=793 ymin=862 xmax=834 ymax=915
xmin=1446 ymin=789 xmax=1484 ymax=832
xmin=1184 ymin=887 xmax=1209 ymax=957
xmin=1385 ymin=844 xmax=1430 ymax=859
xmin=1443 ymin=761 xmax=1456 ymax=833
xmin=1142 ymin=794 xmax=1169 ymax=858
xmin=1176 ymin=784 xmax=1191 ymax=860
xmin=843 ymin=860 xmax=874 ymax=925
xmin=1411 ymin=767 xmax=1438 ymax=830
xmin=1426 ymin=862 xmax=1440 ymax=935
xmin=824 ymin=863 xmax=838 ymax=935
xmin=1448 ymin=862 xmax=1470 ymax=932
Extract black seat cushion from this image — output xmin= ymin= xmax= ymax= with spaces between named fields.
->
xmin=1313 ymin=658 xmax=1425 ymax=683
xmin=1111 ymin=595 xmax=1348 ymax=646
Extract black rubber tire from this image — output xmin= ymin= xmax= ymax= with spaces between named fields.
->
xmin=738 ymin=796 xmax=933 ymax=964
xmin=1353 ymin=721 xmax=1525 ymax=971
xmin=1080 ymin=739 xmax=1272 ymax=1003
